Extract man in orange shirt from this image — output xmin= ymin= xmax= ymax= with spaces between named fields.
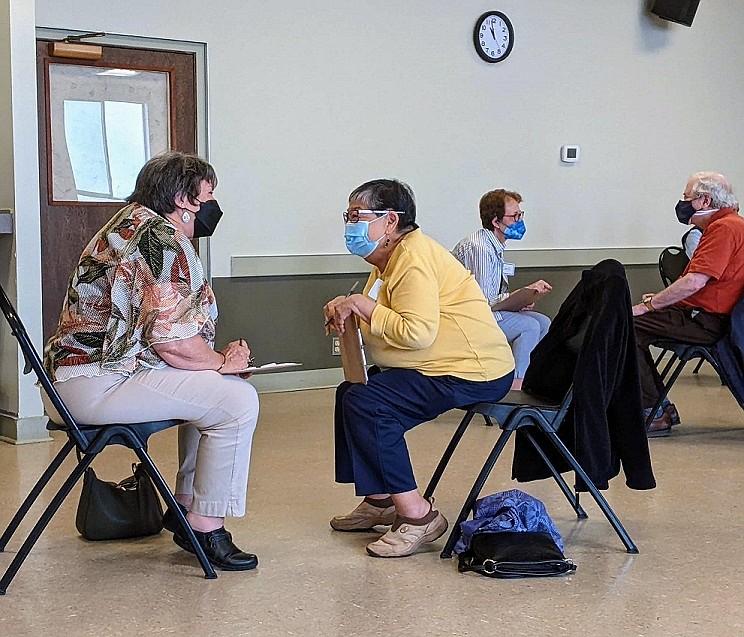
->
xmin=632 ymin=172 xmax=744 ymax=435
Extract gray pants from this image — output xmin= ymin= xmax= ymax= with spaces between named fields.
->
xmin=497 ymin=310 xmax=551 ymax=378
xmin=46 ymin=367 xmax=259 ymax=518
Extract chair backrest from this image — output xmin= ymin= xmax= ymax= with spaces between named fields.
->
xmin=0 ymin=283 xmax=86 ymax=448
xmin=659 ymin=246 xmax=690 ymax=287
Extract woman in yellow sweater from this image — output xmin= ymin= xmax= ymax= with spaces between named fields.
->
xmin=324 ymin=179 xmax=515 ymax=558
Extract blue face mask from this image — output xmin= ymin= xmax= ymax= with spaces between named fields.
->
xmin=503 ymin=219 xmax=526 ymax=240
xmin=344 ymin=216 xmax=386 ymax=257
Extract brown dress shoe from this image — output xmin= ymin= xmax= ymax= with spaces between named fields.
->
xmin=647 ymin=410 xmax=672 ymax=438
xmin=330 ymin=500 xmax=397 ymax=532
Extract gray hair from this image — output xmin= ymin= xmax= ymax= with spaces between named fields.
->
xmin=689 ymin=172 xmax=738 ymax=209
xmin=348 ymin=179 xmax=418 ymax=231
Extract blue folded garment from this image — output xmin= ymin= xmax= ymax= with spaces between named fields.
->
xmin=454 ymin=489 xmax=564 ymax=555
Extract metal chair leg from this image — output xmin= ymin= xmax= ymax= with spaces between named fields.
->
xmin=134 ymin=448 xmax=217 ymax=580
xmin=0 ymin=452 xmax=95 ymax=595
xmin=654 ymin=349 xmax=666 ymax=367
xmin=440 ymin=428 xmax=514 ymax=559
xmin=645 ymin=358 xmax=689 ymax=431
xmin=0 ymin=439 xmax=75 ymax=552
xmin=423 ymin=411 xmax=475 ymax=500
xmin=482 ymin=415 xmax=495 ymax=427
xmin=522 ymin=429 xmax=587 ymax=519
xmin=658 ymin=354 xmax=680 ymax=383
xmin=543 ymin=431 xmax=638 ymax=554
xmin=692 ymin=359 xmax=704 ymax=374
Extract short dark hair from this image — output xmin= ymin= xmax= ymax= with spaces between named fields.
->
xmin=479 ymin=189 xmax=522 ymax=230
xmin=348 ymin=179 xmax=418 ymax=232
xmin=127 ymin=151 xmax=218 ymax=216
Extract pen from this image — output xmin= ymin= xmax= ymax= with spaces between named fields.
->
xmin=325 ymin=280 xmax=360 ymax=327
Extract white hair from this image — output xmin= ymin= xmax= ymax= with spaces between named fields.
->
xmin=689 ymin=172 xmax=738 ymax=209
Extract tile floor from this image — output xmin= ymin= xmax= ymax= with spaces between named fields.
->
xmin=1 ymin=365 xmax=743 ymax=636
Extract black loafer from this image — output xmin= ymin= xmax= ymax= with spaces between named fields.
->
xmin=162 ymin=502 xmax=189 ymax=534
xmin=173 ymin=526 xmax=258 ymax=571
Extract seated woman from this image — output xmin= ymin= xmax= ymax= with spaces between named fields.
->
xmin=43 ymin=152 xmax=259 ymax=571
xmin=452 ymin=189 xmax=552 ymax=390
xmin=324 ymin=179 xmax=515 ymax=558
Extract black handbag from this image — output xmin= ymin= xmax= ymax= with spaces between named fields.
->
xmin=76 ymin=462 xmax=164 ymax=541
xmin=458 ymin=531 xmax=576 ymax=578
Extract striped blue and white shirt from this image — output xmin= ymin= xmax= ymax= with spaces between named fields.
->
xmin=452 ymin=228 xmax=510 ymax=321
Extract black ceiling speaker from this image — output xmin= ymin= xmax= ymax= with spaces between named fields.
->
xmin=651 ymin=0 xmax=701 ymax=27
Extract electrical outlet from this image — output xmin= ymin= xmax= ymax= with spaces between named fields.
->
xmin=332 ymin=337 xmax=341 ymax=356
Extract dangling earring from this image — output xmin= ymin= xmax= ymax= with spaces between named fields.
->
xmin=181 ymin=210 xmax=190 ymax=223
xmin=384 ymin=236 xmax=390 ymax=248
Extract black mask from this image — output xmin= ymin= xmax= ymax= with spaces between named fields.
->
xmin=193 ymin=199 xmax=223 ymax=238
xmin=675 ymin=199 xmax=696 ymax=224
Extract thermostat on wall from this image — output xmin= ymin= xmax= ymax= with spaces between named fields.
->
xmin=561 ymin=145 xmax=580 ymax=163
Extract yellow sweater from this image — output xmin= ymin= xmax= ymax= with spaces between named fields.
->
xmin=362 ymin=229 xmax=514 ymax=382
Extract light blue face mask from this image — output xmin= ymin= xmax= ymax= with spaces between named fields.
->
xmin=503 ymin=219 xmax=526 ymax=240
xmin=344 ymin=215 xmax=387 ymax=258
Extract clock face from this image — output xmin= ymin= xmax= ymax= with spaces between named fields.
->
xmin=474 ymin=11 xmax=514 ymax=63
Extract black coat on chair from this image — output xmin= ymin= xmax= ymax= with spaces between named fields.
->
xmin=514 ymin=259 xmax=656 ymax=491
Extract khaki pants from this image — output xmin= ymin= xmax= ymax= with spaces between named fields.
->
xmin=46 ymin=367 xmax=259 ymax=518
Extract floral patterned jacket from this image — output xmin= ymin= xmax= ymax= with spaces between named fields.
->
xmin=44 ymin=203 xmax=217 ymax=381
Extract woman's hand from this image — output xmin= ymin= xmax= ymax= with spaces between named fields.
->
xmin=324 ymin=294 xmax=377 ymax=335
xmin=324 ymin=296 xmax=356 ymax=335
xmin=218 ymin=339 xmax=252 ymax=375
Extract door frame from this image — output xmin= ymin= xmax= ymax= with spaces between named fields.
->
xmin=35 ymin=27 xmax=213 ymax=279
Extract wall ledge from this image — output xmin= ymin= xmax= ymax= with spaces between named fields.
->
xmin=231 ymin=247 xmax=664 ymax=277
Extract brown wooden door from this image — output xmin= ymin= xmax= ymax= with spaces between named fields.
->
xmin=36 ymin=40 xmax=197 ymax=341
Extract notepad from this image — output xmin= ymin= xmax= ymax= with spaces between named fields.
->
xmin=238 ymin=362 xmax=302 ymax=374
xmin=339 ymin=315 xmax=368 ymax=384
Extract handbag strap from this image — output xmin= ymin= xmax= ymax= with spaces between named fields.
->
xmin=459 ymin=555 xmax=576 ymax=577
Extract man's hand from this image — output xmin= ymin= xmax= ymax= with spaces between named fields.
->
xmin=526 ymin=279 xmax=552 ymax=294
xmin=632 ymin=302 xmax=650 ymax=317
xmin=520 ymin=303 xmax=536 ymax=312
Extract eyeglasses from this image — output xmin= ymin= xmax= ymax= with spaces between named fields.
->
xmin=343 ymin=209 xmax=390 ymax=223
xmin=503 ymin=211 xmax=524 ymax=221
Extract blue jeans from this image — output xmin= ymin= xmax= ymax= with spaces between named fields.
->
xmin=334 ymin=367 xmax=514 ymax=496
xmin=497 ymin=311 xmax=551 ymax=378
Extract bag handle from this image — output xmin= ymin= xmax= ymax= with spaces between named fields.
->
xmin=459 ymin=556 xmax=576 ymax=578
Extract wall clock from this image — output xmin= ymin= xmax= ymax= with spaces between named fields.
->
xmin=474 ymin=11 xmax=514 ymax=63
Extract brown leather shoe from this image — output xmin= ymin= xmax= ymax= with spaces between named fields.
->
xmin=664 ymin=402 xmax=681 ymax=426
xmin=647 ymin=410 xmax=672 ymax=438
xmin=366 ymin=509 xmax=448 ymax=558
xmin=330 ymin=500 xmax=397 ymax=532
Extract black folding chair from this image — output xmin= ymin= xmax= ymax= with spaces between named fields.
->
xmin=655 ymin=246 xmax=709 ymax=375
xmin=658 ymin=246 xmax=689 ymax=287
xmin=0 ymin=283 xmax=218 ymax=595
xmin=425 ymin=388 xmax=639 ymax=558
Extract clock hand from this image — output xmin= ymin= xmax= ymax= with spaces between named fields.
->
xmin=489 ymin=23 xmax=495 ymax=40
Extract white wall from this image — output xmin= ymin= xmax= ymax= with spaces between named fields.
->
xmin=2 ymin=0 xmax=44 ymax=439
xmin=35 ymin=0 xmax=744 ymax=278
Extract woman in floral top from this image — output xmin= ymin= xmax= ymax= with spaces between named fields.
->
xmin=43 ymin=152 xmax=259 ymax=571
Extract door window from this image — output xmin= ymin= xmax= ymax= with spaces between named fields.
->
xmin=48 ymin=64 xmax=170 ymax=202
